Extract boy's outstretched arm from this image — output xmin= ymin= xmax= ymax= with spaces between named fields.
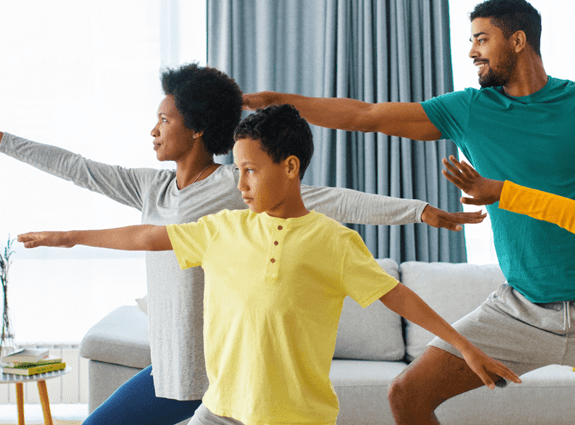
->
xmin=442 ymin=155 xmax=504 ymax=205
xmin=243 ymin=92 xmax=442 ymax=141
xmin=380 ymin=283 xmax=521 ymax=389
xmin=18 ymin=225 xmax=172 ymax=251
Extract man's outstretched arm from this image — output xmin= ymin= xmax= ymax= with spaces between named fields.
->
xmin=243 ymin=92 xmax=442 ymax=141
xmin=18 ymin=225 xmax=172 ymax=251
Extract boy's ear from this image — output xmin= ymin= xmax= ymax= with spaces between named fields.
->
xmin=284 ymin=155 xmax=301 ymax=179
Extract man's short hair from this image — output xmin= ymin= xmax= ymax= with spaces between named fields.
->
xmin=234 ymin=104 xmax=314 ymax=180
xmin=471 ymin=0 xmax=542 ymax=56
xmin=161 ymin=63 xmax=243 ymax=156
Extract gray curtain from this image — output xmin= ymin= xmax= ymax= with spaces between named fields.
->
xmin=207 ymin=0 xmax=466 ymax=263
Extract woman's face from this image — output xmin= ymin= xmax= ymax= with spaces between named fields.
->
xmin=150 ymin=95 xmax=196 ymax=162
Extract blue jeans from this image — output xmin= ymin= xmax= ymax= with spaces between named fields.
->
xmin=83 ymin=365 xmax=201 ymax=425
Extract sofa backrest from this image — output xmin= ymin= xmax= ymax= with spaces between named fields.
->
xmin=333 ymin=259 xmax=506 ymax=363
xmin=400 ymin=261 xmax=505 ymax=361
xmin=334 ymin=259 xmax=405 ymax=361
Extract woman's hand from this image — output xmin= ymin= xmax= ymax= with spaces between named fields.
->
xmin=420 ymin=205 xmax=486 ymax=231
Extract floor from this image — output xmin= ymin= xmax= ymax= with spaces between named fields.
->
xmin=0 ymin=403 xmax=88 ymax=424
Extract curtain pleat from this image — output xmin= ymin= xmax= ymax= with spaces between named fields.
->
xmin=207 ymin=0 xmax=466 ymax=263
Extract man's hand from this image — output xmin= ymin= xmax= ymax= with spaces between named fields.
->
xmin=18 ymin=231 xmax=76 ymax=248
xmin=442 ymin=155 xmax=504 ymax=206
xmin=459 ymin=342 xmax=522 ymax=390
xmin=243 ymin=92 xmax=276 ymax=111
xmin=420 ymin=205 xmax=486 ymax=231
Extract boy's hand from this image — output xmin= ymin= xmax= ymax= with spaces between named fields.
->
xmin=442 ymin=155 xmax=504 ymax=206
xmin=420 ymin=205 xmax=486 ymax=231
xmin=459 ymin=342 xmax=522 ymax=390
xmin=18 ymin=231 xmax=76 ymax=248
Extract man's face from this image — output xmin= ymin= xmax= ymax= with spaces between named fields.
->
xmin=469 ymin=17 xmax=518 ymax=88
xmin=233 ymin=137 xmax=290 ymax=215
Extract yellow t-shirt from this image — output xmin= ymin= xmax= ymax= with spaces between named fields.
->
xmin=500 ymin=181 xmax=575 ymax=234
xmin=167 ymin=209 xmax=398 ymax=425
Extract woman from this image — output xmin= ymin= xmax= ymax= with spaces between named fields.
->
xmin=0 ymin=63 xmax=483 ymax=425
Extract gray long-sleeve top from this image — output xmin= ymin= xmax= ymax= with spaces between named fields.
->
xmin=0 ymin=133 xmax=426 ymax=400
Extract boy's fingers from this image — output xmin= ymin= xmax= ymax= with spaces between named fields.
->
xmin=478 ymin=371 xmax=496 ymax=390
xmin=18 ymin=233 xmax=45 ymax=249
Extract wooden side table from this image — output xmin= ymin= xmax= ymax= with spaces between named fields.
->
xmin=0 ymin=367 xmax=71 ymax=425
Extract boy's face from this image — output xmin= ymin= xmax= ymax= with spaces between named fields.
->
xmin=233 ymin=137 xmax=291 ymax=216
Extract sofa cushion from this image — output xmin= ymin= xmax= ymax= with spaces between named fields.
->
xmin=400 ymin=261 xmax=505 ymax=361
xmin=333 ymin=259 xmax=404 ymax=361
xmin=80 ymin=305 xmax=151 ymax=369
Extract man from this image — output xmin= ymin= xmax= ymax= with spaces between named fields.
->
xmin=243 ymin=0 xmax=575 ymax=423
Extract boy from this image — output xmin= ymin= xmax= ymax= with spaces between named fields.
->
xmin=443 ymin=155 xmax=575 ymax=234
xmin=19 ymin=105 xmax=520 ymax=425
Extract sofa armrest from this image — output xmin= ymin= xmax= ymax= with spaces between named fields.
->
xmin=80 ymin=305 xmax=151 ymax=369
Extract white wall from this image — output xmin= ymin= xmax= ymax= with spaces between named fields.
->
xmin=0 ymin=0 xmax=206 ymax=342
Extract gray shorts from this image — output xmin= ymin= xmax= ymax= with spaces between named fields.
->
xmin=187 ymin=404 xmax=244 ymax=425
xmin=430 ymin=283 xmax=575 ymax=380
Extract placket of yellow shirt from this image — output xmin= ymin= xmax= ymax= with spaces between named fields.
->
xmin=265 ymin=222 xmax=287 ymax=283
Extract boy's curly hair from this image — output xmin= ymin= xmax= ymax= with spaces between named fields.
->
xmin=234 ymin=104 xmax=314 ymax=180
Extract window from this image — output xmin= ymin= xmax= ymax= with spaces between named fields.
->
xmin=449 ymin=0 xmax=575 ymax=265
xmin=0 ymin=0 xmax=206 ymax=342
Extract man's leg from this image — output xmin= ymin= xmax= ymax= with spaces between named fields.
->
xmin=389 ymin=283 xmax=569 ymax=425
xmin=388 ymin=346 xmax=492 ymax=425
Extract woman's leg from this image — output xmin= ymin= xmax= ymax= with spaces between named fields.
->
xmin=83 ymin=365 xmax=201 ymax=425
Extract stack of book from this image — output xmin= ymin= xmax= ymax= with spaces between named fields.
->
xmin=1 ymin=348 xmax=66 ymax=376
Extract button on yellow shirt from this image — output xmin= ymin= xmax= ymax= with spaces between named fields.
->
xmin=167 ymin=209 xmax=398 ymax=425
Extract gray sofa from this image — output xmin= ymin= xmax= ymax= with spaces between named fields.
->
xmin=80 ymin=260 xmax=575 ymax=424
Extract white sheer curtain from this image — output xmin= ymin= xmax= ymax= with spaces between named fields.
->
xmin=0 ymin=0 xmax=206 ymax=342
xmin=449 ymin=0 xmax=575 ymax=265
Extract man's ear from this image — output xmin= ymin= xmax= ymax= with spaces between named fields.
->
xmin=511 ymin=30 xmax=527 ymax=53
xmin=284 ymin=155 xmax=301 ymax=180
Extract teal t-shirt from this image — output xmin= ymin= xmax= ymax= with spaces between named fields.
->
xmin=421 ymin=76 xmax=575 ymax=303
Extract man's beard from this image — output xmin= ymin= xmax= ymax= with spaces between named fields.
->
xmin=479 ymin=47 xmax=517 ymax=88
